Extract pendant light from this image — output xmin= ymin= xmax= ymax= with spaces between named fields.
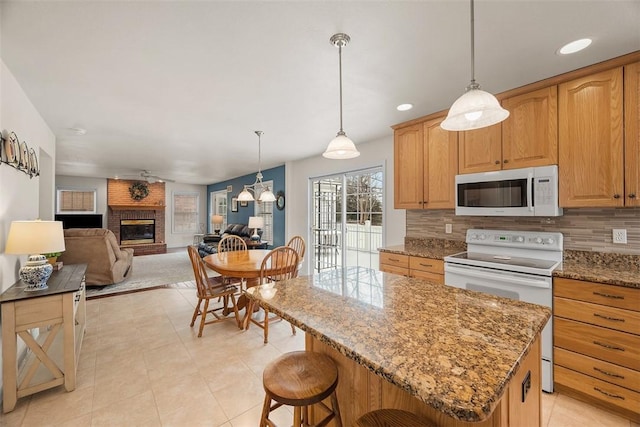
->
xmin=238 ymin=131 xmax=277 ymax=202
xmin=323 ymin=33 xmax=360 ymax=159
xmin=441 ymin=0 xmax=509 ymax=131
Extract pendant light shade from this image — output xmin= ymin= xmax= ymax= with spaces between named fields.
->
xmin=324 ymin=33 xmax=360 ymax=160
xmin=441 ymin=0 xmax=509 ymax=131
xmin=239 ymin=131 xmax=277 ymax=202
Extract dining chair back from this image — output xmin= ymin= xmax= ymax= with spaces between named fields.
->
xmin=246 ymin=246 xmax=299 ymax=343
xmin=217 ymin=235 xmax=248 ymax=253
xmin=187 ymin=245 xmax=241 ymax=336
xmin=286 ymin=235 xmax=306 ymax=264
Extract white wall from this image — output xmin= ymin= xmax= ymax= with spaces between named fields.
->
xmin=285 ymin=135 xmax=405 ymax=275
xmin=0 ymin=59 xmax=56 ymax=400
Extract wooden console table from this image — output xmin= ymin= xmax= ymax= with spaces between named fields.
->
xmin=1 ymin=264 xmax=87 ymax=413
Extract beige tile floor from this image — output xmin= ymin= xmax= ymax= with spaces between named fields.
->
xmin=2 ymin=287 xmax=638 ymax=427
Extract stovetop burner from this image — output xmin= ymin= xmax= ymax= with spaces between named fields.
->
xmin=447 ymin=252 xmax=559 ymax=270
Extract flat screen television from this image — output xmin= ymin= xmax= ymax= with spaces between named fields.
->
xmin=55 ymin=214 xmax=103 ymax=229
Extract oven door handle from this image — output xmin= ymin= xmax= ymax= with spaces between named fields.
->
xmin=528 ymin=172 xmax=534 ymax=212
xmin=445 ymin=264 xmax=550 ymax=288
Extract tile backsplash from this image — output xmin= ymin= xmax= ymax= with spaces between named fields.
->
xmin=406 ymin=208 xmax=640 ymax=255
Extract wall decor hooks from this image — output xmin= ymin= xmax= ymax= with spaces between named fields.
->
xmin=1 ymin=131 xmax=40 ymax=178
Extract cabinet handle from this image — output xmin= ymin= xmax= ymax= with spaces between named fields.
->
xmin=593 ymin=291 xmax=624 ymax=300
xmin=593 ymin=341 xmax=625 ymax=351
xmin=593 ymin=367 xmax=625 ymax=379
xmin=494 ymin=160 xmax=500 ymax=165
xmin=419 ymin=263 xmax=433 ymax=267
xmin=593 ymin=313 xmax=625 ymax=322
xmin=389 ymin=258 xmax=400 ymax=262
xmin=418 ymin=201 xmax=423 ymax=204
xmin=503 ymin=159 xmax=509 ymax=164
xmin=613 ymin=194 xmax=621 ymax=199
xmin=629 ymin=193 xmax=637 ymax=199
xmin=593 ymin=387 xmax=625 ymax=400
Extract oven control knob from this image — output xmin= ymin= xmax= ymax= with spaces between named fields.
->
xmin=515 ymin=236 xmax=524 ymax=243
xmin=470 ymin=233 xmax=478 ymax=240
xmin=534 ymin=237 xmax=543 ymax=244
xmin=544 ymin=238 xmax=554 ymax=245
xmin=479 ymin=234 xmax=486 ymax=240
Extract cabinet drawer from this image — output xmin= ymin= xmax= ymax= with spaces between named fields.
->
xmin=554 ymin=296 xmax=640 ymax=335
xmin=15 ymin=295 xmax=63 ymax=328
xmin=555 ymin=365 xmax=640 ymax=416
xmin=379 ymin=264 xmax=409 ymax=276
xmin=555 ymin=347 xmax=640 ymax=392
xmin=379 ymin=252 xmax=409 ymax=268
xmin=409 ymin=257 xmax=443 ymax=274
xmin=410 ymin=269 xmax=443 ymax=284
xmin=555 ymin=318 xmax=640 ymax=370
xmin=554 ymin=278 xmax=639 ymax=312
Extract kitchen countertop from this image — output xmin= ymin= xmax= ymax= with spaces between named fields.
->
xmin=246 ymin=267 xmax=550 ymax=422
xmin=380 ymin=243 xmax=640 ymax=289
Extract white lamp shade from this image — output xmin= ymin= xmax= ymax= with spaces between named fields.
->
xmin=211 ymin=215 xmax=224 ymax=225
xmin=323 ymin=134 xmax=360 ymax=159
xmin=259 ymin=189 xmax=277 ymax=202
xmin=5 ymin=220 xmax=66 ymax=255
xmin=441 ymin=88 xmax=510 ymax=131
xmin=237 ymin=188 xmax=254 ymax=202
xmin=248 ymin=216 xmax=264 ymax=229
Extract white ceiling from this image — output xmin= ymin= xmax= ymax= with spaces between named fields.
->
xmin=1 ymin=1 xmax=639 ymax=185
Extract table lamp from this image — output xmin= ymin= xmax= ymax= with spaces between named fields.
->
xmin=248 ymin=216 xmax=264 ymax=241
xmin=5 ymin=220 xmax=66 ymax=291
xmin=211 ymin=214 xmax=224 ymax=235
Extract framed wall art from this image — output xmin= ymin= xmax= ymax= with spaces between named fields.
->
xmin=231 ymin=197 xmax=238 ymax=212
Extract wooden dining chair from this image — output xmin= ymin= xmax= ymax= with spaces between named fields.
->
xmin=217 ymin=235 xmax=248 ymax=288
xmin=246 ymin=246 xmax=299 ymax=344
xmin=287 ymin=235 xmax=306 ymax=272
xmin=187 ymin=245 xmax=241 ymax=337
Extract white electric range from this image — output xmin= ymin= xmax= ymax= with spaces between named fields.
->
xmin=444 ymin=229 xmax=563 ymax=393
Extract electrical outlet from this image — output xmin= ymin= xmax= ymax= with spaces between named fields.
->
xmin=613 ymin=229 xmax=627 ymax=244
xmin=445 ymin=224 xmax=452 ymax=234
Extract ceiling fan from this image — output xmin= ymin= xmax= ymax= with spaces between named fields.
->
xmin=119 ymin=170 xmax=175 ymax=183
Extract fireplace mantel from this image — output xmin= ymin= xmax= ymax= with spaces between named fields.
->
xmin=109 ymin=205 xmax=165 ymax=211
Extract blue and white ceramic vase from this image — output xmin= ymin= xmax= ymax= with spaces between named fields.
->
xmin=19 ymin=254 xmax=53 ymax=291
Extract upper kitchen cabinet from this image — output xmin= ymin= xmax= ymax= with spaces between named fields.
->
xmin=394 ymin=124 xmax=423 ymax=209
xmin=458 ymin=86 xmax=558 ymax=174
xmin=457 ymin=123 xmax=502 ymax=174
xmin=625 ymin=61 xmax=640 ymax=207
xmin=559 ymin=67 xmax=624 ymax=207
xmin=393 ymin=118 xmax=458 ymax=209
xmin=501 ymin=86 xmax=558 ymax=169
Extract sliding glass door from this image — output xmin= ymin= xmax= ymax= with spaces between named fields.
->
xmin=310 ymin=167 xmax=383 ymax=273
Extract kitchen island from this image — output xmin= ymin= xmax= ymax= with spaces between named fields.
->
xmin=246 ymin=267 xmax=550 ymax=426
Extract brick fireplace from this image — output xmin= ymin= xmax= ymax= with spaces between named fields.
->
xmin=107 ymin=179 xmax=167 ymax=255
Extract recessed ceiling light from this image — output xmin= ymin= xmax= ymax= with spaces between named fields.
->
xmin=558 ymin=38 xmax=592 ymax=55
xmin=68 ymin=127 xmax=87 ymax=135
xmin=397 ymin=103 xmax=413 ymax=111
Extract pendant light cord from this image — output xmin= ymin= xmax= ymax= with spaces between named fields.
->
xmin=470 ymin=0 xmax=477 ymax=88
xmin=338 ymin=43 xmax=344 ymax=134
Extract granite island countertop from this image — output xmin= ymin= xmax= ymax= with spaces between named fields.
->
xmin=246 ymin=267 xmax=550 ymax=422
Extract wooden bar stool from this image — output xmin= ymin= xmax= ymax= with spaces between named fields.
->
xmin=260 ymin=351 xmax=342 ymax=427
xmin=354 ymin=409 xmax=435 ymax=427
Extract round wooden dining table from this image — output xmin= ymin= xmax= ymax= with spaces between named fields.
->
xmin=203 ymin=249 xmax=271 ymax=326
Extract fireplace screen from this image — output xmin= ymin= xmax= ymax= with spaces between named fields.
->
xmin=121 ymin=219 xmax=155 ymax=245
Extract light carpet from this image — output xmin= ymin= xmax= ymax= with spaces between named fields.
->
xmin=86 ymin=250 xmax=199 ymax=299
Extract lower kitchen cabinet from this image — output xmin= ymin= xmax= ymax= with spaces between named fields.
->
xmin=553 ymin=277 xmax=640 ymax=422
xmin=379 ymin=252 xmax=443 ymax=284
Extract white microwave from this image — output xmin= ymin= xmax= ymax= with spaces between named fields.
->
xmin=455 ymin=165 xmax=563 ymax=216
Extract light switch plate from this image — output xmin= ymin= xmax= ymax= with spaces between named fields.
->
xmin=613 ymin=229 xmax=627 ymax=244
xmin=445 ymin=224 xmax=452 ymax=234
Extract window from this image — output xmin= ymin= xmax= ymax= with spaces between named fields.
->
xmin=56 ymin=188 xmax=97 ymax=214
xmin=173 ymin=192 xmax=199 ymax=233
xmin=254 ymin=181 xmax=274 ymax=245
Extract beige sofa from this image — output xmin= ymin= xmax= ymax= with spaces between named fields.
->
xmin=58 ymin=228 xmax=134 ymax=286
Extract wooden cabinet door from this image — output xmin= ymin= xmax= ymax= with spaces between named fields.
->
xmin=502 ymin=86 xmax=558 ymax=169
xmin=625 ymin=62 xmax=640 ymax=207
xmin=394 ymin=124 xmax=424 ymax=209
xmin=559 ymin=67 xmax=624 ymax=207
xmin=458 ymin=124 xmax=502 ymax=174
xmin=423 ymin=117 xmax=458 ymax=209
